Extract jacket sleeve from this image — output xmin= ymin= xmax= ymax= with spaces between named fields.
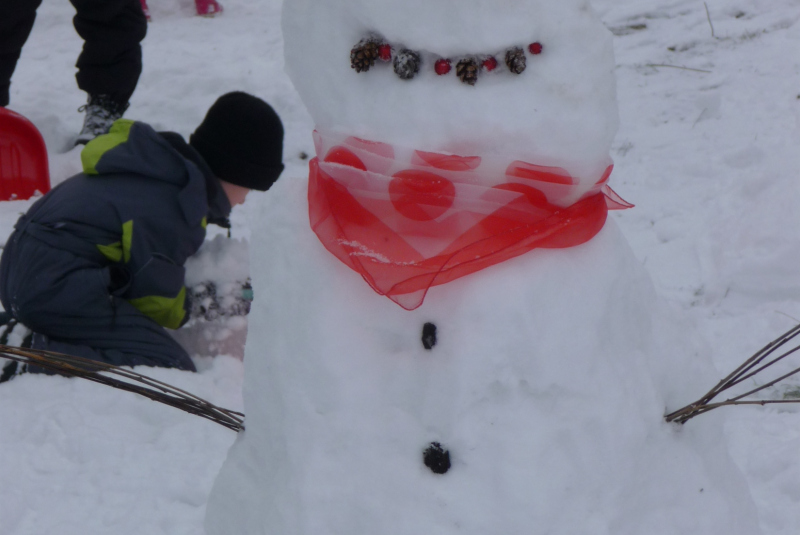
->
xmin=116 ymin=218 xmax=194 ymax=329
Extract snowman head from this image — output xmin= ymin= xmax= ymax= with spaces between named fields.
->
xmin=284 ymin=0 xmax=618 ymax=177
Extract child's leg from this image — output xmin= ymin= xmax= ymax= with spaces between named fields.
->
xmin=30 ymin=314 xmax=196 ymax=371
xmin=69 ymin=0 xmax=147 ymax=106
xmin=0 ymin=0 xmax=43 ymax=107
xmin=27 ymin=282 xmax=196 ymax=371
xmin=5 ymin=237 xmax=195 ymax=371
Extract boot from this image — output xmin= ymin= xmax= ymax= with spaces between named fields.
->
xmin=0 ymin=361 xmax=23 ymax=383
xmin=75 ymin=95 xmax=129 ymax=145
xmin=195 ymin=0 xmax=223 ymax=16
xmin=139 ymin=0 xmax=151 ymax=21
xmin=0 ymin=317 xmax=31 ymax=383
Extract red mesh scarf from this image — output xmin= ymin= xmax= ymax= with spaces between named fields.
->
xmin=308 ymin=130 xmax=632 ymax=310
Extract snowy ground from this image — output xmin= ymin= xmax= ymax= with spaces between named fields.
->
xmin=1 ymin=0 xmax=800 ymax=533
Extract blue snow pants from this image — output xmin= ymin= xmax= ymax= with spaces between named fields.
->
xmin=0 ymin=221 xmax=196 ymax=371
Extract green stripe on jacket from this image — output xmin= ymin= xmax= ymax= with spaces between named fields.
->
xmin=81 ymin=119 xmax=135 ymax=175
xmin=96 ymin=241 xmax=123 ymax=263
xmin=130 ymin=287 xmax=188 ymax=330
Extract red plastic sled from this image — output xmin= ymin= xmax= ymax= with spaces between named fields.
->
xmin=0 ymin=107 xmax=50 ymax=201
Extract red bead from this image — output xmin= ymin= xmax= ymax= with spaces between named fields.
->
xmin=434 ymin=59 xmax=451 ymax=75
xmin=378 ymin=44 xmax=392 ymax=62
xmin=529 ymin=42 xmax=543 ymax=55
xmin=482 ymin=56 xmax=498 ymax=71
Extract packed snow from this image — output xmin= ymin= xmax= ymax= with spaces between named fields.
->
xmin=1 ymin=0 xmax=800 ymax=534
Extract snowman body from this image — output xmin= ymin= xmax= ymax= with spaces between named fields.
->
xmin=205 ymin=1 xmax=761 ymax=533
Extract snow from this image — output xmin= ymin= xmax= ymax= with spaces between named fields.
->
xmin=172 ymin=234 xmax=251 ymax=358
xmin=0 ymin=355 xmax=242 ymax=535
xmin=0 ymin=0 xmax=799 ymax=533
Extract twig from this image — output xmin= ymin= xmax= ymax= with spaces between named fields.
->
xmin=0 ymin=345 xmax=244 ymax=432
xmin=645 ymin=63 xmax=712 ymax=73
xmin=666 ymin=323 xmax=800 ymax=424
xmin=724 ymin=343 xmax=800 ymax=390
xmin=696 ymin=324 xmax=800 ymax=402
xmin=704 ymin=2 xmax=716 ymax=38
xmin=692 ymin=109 xmax=708 ymax=128
xmin=673 ymin=399 xmax=800 ymax=422
xmin=775 ymin=310 xmax=800 ymax=324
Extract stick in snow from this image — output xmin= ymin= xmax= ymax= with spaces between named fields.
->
xmin=0 ymin=344 xmax=244 ymax=432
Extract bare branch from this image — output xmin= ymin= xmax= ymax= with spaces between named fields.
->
xmin=0 ymin=345 xmax=244 ymax=432
xmin=666 ymin=323 xmax=800 ymax=424
xmin=645 ymin=63 xmax=712 ymax=73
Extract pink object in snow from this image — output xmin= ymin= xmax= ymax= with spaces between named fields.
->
xmin=0 ymin=107 xmax=51 ymax=201
xmin=195 ymin=0 xmax=223 ymax=16
xmin=139 ymin=0 xmax=151 ymax=21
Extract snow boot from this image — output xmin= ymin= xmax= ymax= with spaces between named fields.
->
xmin=195 ymin=0 xmax=223 ymax=16
xmin=139 ymin=0 xmax=151 ymax=21
xmin=0 ymin=359 xmax=28 ymax=383
xmin=75 ymin=95 xmax=129 ymax=145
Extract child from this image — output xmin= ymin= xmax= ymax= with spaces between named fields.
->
xmin=0 ymin=91 xmax=284 ymax=372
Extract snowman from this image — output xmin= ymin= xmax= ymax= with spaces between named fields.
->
xmin=205 ymin=0 xmax=761 ymax=533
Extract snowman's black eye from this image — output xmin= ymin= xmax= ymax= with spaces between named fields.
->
xmin=423 ymin=442 xmax=450 ymax=474
xmin=422 ymin=322 xmax=437 ymax=350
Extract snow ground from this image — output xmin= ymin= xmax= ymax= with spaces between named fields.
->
xmin=1 ymin=0 xmax=800 ymax=533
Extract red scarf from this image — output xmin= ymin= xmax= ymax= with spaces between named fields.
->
xmin=308 ymin=131 xmax=631 ymax=310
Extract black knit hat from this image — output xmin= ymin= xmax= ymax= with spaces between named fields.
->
xmin=189 ymin=92 xmax=284 ymax=191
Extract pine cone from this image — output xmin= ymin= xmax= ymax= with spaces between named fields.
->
xmin=456 ymin=58 xmax=479 ymax=85
xmin=393 ymin=49 xmax=421 ymax=80
xmin=505 ymin=47 xmax=527 ymax=75
xmin=350 ymin=39 xmax=381 ymax=73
